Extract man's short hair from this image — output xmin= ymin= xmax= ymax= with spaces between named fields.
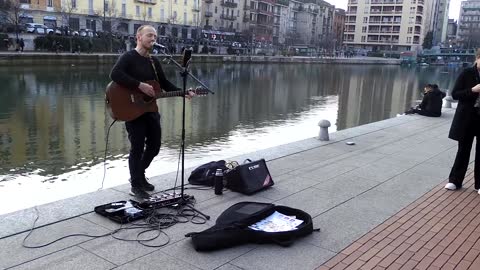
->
xmin=136 ymin=25 xmax=154 ymax=35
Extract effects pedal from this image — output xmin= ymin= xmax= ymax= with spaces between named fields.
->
xmin=139 ymin=193 xmax=192 ymax=209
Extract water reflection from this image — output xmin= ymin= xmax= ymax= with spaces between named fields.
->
xmin=0 ymin=63 xmax=461 ymax=193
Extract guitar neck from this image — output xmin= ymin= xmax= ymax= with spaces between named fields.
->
xmin=158 ymin=90 xmax=186 ymax=98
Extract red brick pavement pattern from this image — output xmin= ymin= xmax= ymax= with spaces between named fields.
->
xmin=317 ymin=171 xmax=480 ymax=270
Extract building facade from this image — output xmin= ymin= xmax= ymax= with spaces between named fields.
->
xmin=15 ymin=0 xmax=62 ymax=28
xmin=333 ymin=8 xmax=346 ymax=48
xmin=343 ymin=0 xmax=434 ymax=53
xmin=457 ymin=0 xmax=480 ymax=48
xmin=11 ymin=0 xmax=203 ymax=39
xmin=431 ymin=0 xmax=449 ymax=46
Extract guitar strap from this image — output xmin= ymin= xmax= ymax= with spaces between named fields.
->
xmin=149 ymin=57 xmax=160 ymax=83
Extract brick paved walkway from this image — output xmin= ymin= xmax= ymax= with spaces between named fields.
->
xmin=317 ymin=170 xmax=480 ymax=270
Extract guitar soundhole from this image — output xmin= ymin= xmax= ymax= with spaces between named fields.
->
xmin=143 ymin=96 xmax=154 ymax=103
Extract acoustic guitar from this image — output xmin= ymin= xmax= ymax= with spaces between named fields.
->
xmin=105 ymin=80 xmax=208 ymax=121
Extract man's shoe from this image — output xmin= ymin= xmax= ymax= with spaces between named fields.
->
xmin=141 ymin=177 xmax=155 ymax=191
xmin=129 ymin=187 xmax=151 ymax=199
xmin=444 ymin=183 xmax=457 ymax=190
xmin=129 ymin=177 xmax=155 ymax=192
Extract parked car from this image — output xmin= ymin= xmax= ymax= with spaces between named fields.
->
xmin=25 ymin=23 xmax=48 ymax=34
xmin=79 ymin=28 xmax=96 ymax=37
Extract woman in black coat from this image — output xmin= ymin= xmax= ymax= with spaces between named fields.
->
xmin=445 ymin=49 xmax=480 ymax=192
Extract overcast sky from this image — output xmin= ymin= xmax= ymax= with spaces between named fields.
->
xmin=326 ymin=0 xmax=462 ymax=20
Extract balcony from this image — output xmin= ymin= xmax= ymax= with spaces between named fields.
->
xmin=205 ymin=0 xmax=213 ymax=3
xmin=220 ymin=14 xmax=237 ymax=21
xmin=192 ymin=6 xmax=200 ymax=12
xmin=276 ymin=0 xmax=289 ymax=6
xmin=254 ymin=8 xmax=274 ymax=16
xmin=349 ymin=0 xmax=358 ymax=4
xmin=221 ymin=0 xmax=238 ymax=8
xmin=205 ymin=11 xmax=213 ymax=17
xmin=243 ymin=15 xmax=249 ymax=22
xmin=135 ymin=0 xmax=157 ymax=4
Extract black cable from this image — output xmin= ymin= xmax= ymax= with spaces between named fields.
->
xmin=22 ymin=196 xmax=205 ymax=249
xmin=99 ymin=119 xmax=117 ymax=190
xmin=21 ymin=207 xmax=122 ymax=249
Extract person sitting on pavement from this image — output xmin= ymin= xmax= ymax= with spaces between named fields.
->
xmin=405 ymin=84 xmax=446 ymax=117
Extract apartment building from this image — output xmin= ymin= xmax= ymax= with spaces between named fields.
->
xmin=284 ymin=0 xmax=333 ymax=46
xmin=13 ymin=0 xmax=202 ymax=39
xmin=334 ymin=8 xmax=346 ymax=48
xmin=431 ymin=0 xmax=449 ymax=45
xmin=457 ymin=0 xmax=480 ymax=48
xmin=344 ymin=0 xmax=433 ymax=52
xmin=200 ymin=0 xmax=247 ymax=36
xmin=273 ymin=0 xmax=289 ymax=44
xmin=15 ymin=0 xmax=62 ymax=28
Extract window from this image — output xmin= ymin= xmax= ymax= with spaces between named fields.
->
xmin=47 ymin=0 xmax=52 ymax=7
xmin=363 ymin=17 xmax=368 ymax=23
xmin=407 ymin=27 xmax=412 ymax=33
xmin=148 ymin=7 xmax=152 ymax=18
xmin=160 ymin=9 xmax=165 ymax=21
xmin=407 ymin=36 xmax=412 ymax=43
xmin=72 ymin=0 xmax=76 ymax=8
xmin=362 ymin=26 xmax=367 ymax=33
xmin=122 ymin=4 xmax=126 ymax=16
xmin=361 ymin=36 xmax=366 ymax=42
xmin=184 ymin=0 xmax=187 ymax=5
xmin=184 ymin=12 xmax=187 ymax=24
xmin=215 ymin=6 xmax=217 ymax=13
xmin=136 ymin=6 xmax=140 ymax=17
xmin=105 ymin=2 xmax=109 ymax=12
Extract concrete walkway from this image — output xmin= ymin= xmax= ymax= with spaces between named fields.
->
xmin=0 ymin=108 xmax=466 ymax=270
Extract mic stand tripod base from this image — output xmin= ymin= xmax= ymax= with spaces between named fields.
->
xmin=176 ymin=62 xmax=210 ymax=221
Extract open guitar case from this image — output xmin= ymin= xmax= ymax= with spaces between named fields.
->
xmin=185 ymin=201 xmax=316 ymax=251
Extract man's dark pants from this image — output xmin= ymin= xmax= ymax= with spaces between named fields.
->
xmin=125 ymin=112 xmax=161 ymax=188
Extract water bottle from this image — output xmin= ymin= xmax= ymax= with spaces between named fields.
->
xmin=214 ymin=169 xmax=223 ymax=195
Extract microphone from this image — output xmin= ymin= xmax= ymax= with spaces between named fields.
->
xmin=182 ymin=47 xmax=192 ymax=67
xmin=152 ymin=42 xmax=166 ymax=49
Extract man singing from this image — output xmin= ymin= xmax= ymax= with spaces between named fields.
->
xmin=110 ymin=25 xmax=193 ymax=199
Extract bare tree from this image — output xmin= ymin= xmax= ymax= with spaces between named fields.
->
xmin=2 ymin=0 xmax=23 ymax=40
xmin=97 ymin=0 xmax=121 ymax=52
xmin=60 ymin=0 xmax=78 ymax=52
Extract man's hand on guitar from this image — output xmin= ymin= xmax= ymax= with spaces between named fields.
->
xmin=185 ymin=88 xmax=196 ymax=100
xmin=139 ymin=82 xmax=155 ymax=97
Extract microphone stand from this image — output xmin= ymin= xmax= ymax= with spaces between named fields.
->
xmin=156 ymin=48 xmax=213 ymax=220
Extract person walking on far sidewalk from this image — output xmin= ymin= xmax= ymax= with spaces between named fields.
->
xmin=445 ymin=48 xmax=480 ymax=192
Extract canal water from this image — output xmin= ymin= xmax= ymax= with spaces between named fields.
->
xmin=0 ymin=63 xmax=461 ymax=214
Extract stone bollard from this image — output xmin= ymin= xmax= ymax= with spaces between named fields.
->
xmin=318 ymin=120 xmax=331 ymax=141
xmin=444 ymin=94 xmax=454 ymax=108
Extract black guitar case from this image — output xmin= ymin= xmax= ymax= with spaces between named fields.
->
xmin=185 ymin=201 xmax=315 ymax=251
